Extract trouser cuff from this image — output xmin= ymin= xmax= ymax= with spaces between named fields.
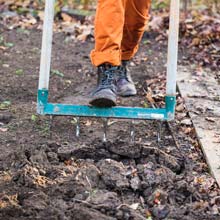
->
xmin=121 ymin=45 xmax=139 ymax=61
xmin=90 ymin=49 xmax=121 ymax=67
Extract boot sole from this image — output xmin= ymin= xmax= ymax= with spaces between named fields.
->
xmin=89 ymin=97 xmax=116 ymax=107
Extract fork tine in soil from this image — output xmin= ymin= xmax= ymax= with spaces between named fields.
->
xmin=103 ymin=118 xmax=108 ymax=142
xmin=76 ymin=117 xmax=80 ymax=137
xmin=130 ymin=120 xmax=135 ymax=143
xmin=157 ymin=121 xmax=162 ymax=142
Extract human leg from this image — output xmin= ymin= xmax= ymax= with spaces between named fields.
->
xmin=115 ymin=0 xmax=151 ymax=97
xmin=121 ymin=0 xmax=151 ymax=60
xmin=90 ymin=0 xmax=126 ymax=67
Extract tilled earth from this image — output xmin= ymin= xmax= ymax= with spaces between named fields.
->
xmin=0 ymin=25 xmax=220 ymax=220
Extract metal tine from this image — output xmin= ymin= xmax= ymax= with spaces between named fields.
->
xmin=157 ymin=120 xmax=162 ymax=143
xmin=103 ymin=118 xmax=108 ymax=143
xmin=76 ymin=117 xmax=80 ymax=137
xmin=130 ymin=120 xmax=135 ymax=143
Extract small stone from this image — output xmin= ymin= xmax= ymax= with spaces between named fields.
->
xmin=3 ymin=64 xmax=10 ymax=68
xmin=180 ymin=118 xmax=192 ymax=126
xmin=130 ymin=176 xmax=141 ymax=191
xmin=129 ymin=203 xmax=139 ymax=210
xmin=130 ymin=62 xmax=136 ymax=66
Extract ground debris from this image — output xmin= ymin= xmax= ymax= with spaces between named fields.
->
xmin=98 ymin=159 xmax=130 ymax=189
xmin=12 ymin=164 xmax=50 ymax=188
xmin=142 ymin=146 xmax=183 ymax=173
xmin=108 ymin=140 xmax=142 ymax=158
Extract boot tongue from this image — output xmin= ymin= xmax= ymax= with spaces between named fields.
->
xmin=105 ymin=63 xmax=114 ymax=70
xmin=97 ymin=64 xmax=117 ymax=90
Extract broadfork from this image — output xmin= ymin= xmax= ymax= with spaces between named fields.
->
xmin=38 ymin=0 xmax=180 ymax=142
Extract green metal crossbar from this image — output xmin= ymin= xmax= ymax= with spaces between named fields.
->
xmin=37 ymin=0 xmax=180 ymax=121
xmin=37 ymin=89 xmax=176 ymax=120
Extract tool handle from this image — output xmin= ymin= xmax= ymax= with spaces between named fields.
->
xmin=166 ymin=0 xmax=180 ymax=96
xmin=38 ymin=0 xmax=55 ymax=90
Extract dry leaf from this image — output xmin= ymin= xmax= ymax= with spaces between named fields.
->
xmin=146 ymin=93 xmax=155 ymax=104
xmin=129 ymin=203 xmax=139 ymax=210
xmin=61 ymin=13 xmax=72 ymax=22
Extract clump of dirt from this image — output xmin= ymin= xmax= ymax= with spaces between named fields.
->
xmin=0 ymin=25 xmax=220 ymax=220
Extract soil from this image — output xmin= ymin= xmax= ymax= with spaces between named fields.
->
xmin=0 ymin=24 xmax=220 ymax=220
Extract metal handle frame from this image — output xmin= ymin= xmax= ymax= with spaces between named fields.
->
xmin=37 ymin=0 xmax=179 ymax=121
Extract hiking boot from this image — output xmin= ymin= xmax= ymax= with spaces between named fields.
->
xmin=89 ymin=64 xmax=117 ymax=107
xmin=116 ymin=60 xmax=137 ymax=97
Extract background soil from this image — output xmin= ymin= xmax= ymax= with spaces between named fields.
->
xmin=0 ymin=24 xmax=220 ymax=220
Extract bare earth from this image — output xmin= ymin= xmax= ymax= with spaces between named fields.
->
xmin=0 ymin=26 xmax=220 ymax=220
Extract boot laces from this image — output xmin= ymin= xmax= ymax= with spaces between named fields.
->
xmin=99 ymin=67 xmax=116 ymax=89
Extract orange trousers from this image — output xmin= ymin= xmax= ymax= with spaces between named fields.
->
xmin=90 ymin=0 xmax=151 ymax=67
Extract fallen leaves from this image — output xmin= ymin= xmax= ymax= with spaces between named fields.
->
xmin=0 ymin=172 xmax=12 ymax=182
xmin=194 ymin=174 xmax=216 ymax=193
xmin=181 ymin=12 xmax=220 ymax=70
xmin=0 ymin=1 xmax=95 ymax=43
xmin=0 ymin=194 xmax=19 ymax=209
xmin=148 ymin=10 xmax=220 ymax=70
xmin=144 ymin=74 xmax=166 ymax=108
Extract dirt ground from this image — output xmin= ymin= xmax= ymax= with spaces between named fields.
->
xmin=0 ymin=24 xmax=220 ymax=220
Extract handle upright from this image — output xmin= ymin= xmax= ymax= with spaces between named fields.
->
xmin=38 ymin=0 xmax=55 ymax=90
xmin=166 ymin=0 xmax=180 ymax=96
